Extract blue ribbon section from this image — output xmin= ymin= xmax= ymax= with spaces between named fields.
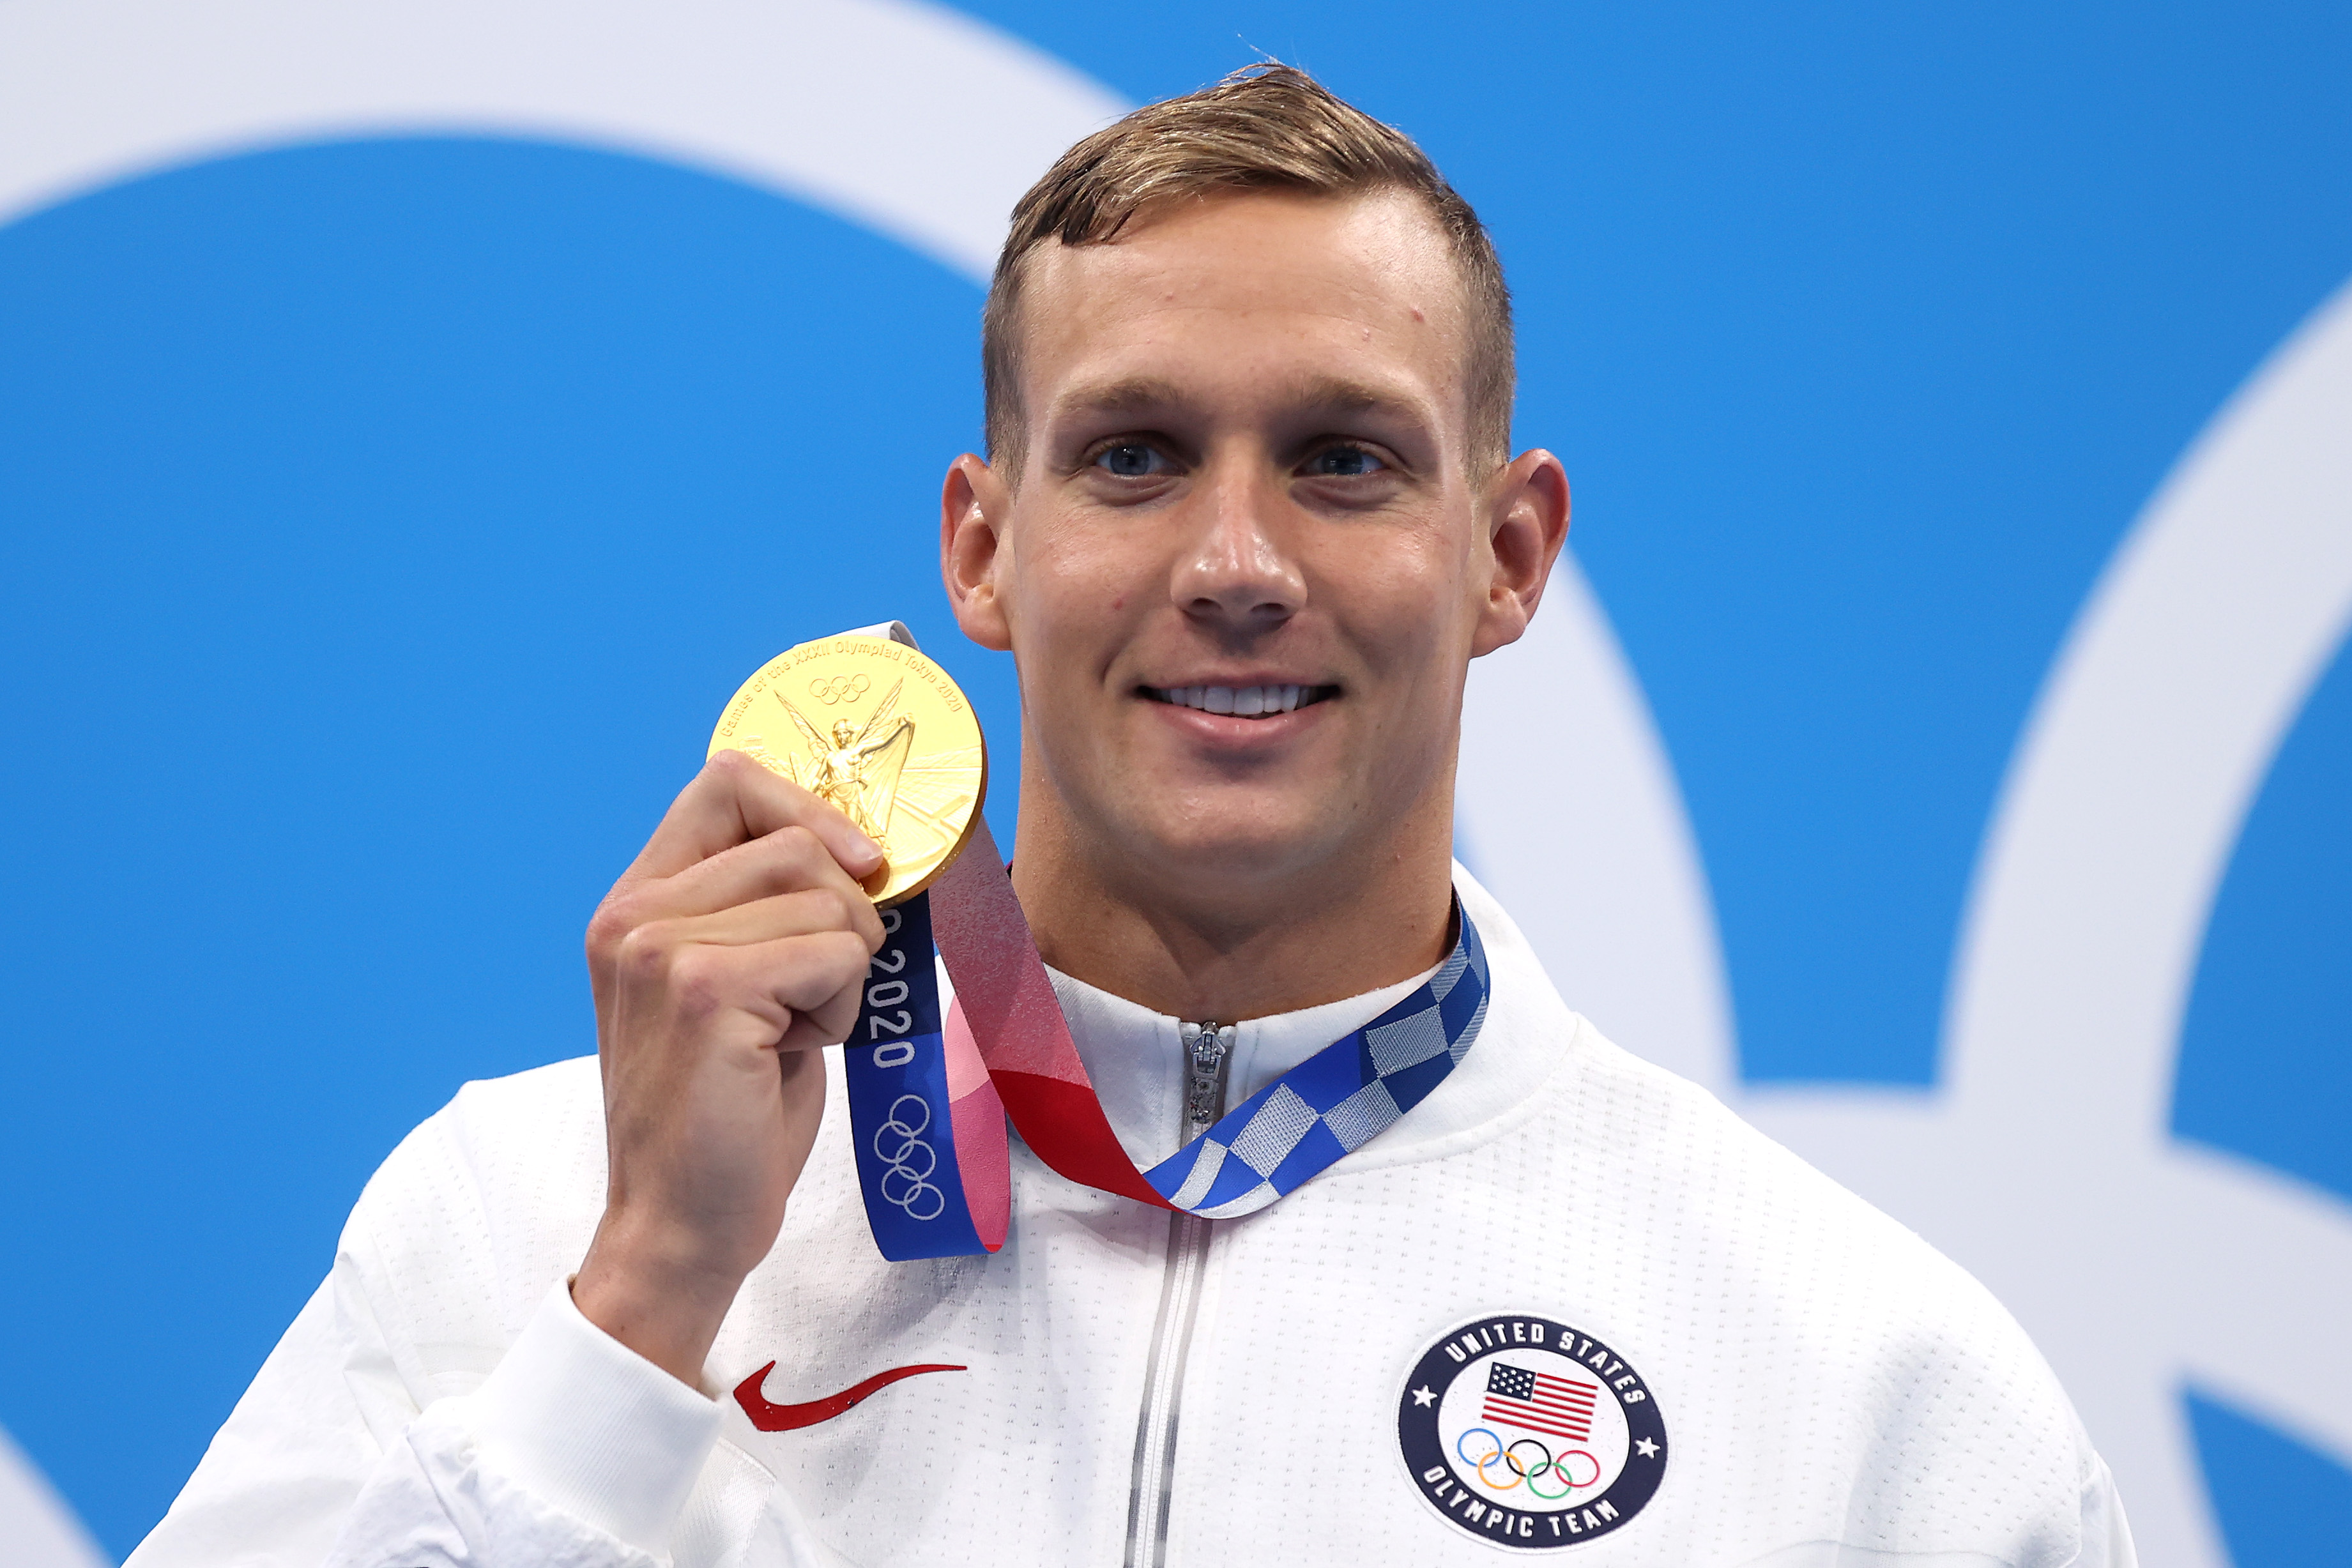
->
xmin=842 ymin=892 xmax=986 ymax=1261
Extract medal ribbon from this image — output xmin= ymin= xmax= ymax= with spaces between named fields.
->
xmin=842 ymin=816 xmax=1491 ymax=1260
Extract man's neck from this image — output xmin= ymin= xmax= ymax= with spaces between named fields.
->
xmin=1008 ymin=796 xmax=1460 ymax=1024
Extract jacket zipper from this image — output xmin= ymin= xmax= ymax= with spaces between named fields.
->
xmin=1123 ymin=1021 xmax=1233 ymax=1567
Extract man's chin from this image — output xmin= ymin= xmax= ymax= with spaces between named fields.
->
xmin=1109 ymin=815 xmax=1350 ymax=898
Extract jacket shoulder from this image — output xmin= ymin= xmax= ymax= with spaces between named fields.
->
xmin=1554 ymin=1029 xmax=2104 ymax=1557
xmin=338 ymin=1056 xmax=608 ymax=1368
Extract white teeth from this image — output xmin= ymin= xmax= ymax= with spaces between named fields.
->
xmin=1151 ymin=683 xmax=1318 ymax=717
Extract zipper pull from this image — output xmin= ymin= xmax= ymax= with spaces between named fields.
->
xmin=1180 ymin=1022 xmax=1234 ymax=1133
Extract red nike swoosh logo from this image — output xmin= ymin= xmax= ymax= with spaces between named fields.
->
xmin=733 ymin=1360 xmax=966 ymax=1432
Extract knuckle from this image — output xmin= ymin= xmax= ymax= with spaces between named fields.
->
xmin=705 ymin=746 xmax=758 ymax=784
xmin=820 ymin=928 xmax=874 ymax=983
xmin=780 ymin=933 xmax=865 ymax=1009
xmin=763 ymin=825 xmax=825 ymax=874
xmin=611 ymin=923 xmax=674 ymax=984
xmin=584 ymin=910 xmax=623 ymax=963
xmin=664 ymin=947 xmax=727 ymax=1016
xmin=585 ymin=892 xmax=644 ymax=955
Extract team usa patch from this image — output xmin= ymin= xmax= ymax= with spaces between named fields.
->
xmin=1397 ymin=1314 xmax=1668 ymax=1549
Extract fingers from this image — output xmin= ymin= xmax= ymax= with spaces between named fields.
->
xmin=604 ymin=827 xmax=887 ymax=952
xmin=645 ymin=887 xmax=883 ymax=955
xmin=632 ymin=928 xmax=876 ymax=1048
xmin=629 ymin=749 xmax=885 ymax=887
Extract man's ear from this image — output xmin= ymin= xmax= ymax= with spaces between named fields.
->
xmin=1469 ymin=448 xmax=1570 ymax=658
xmin=942 ymin=453 xmax=1016 ymax=652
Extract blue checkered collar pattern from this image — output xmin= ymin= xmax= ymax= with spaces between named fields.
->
xmin=1138 ymin=902 xmax=1492 ymax=1219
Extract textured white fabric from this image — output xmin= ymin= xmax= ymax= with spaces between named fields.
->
xmin=126 ymin=869 xmax=2133 ymax=1567
xmin=467 ymin=1282 xmax=724 ymax=1555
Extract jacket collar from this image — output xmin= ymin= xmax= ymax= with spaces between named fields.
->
xmin=1037 ymin=864 xmax=1577 ymax=1175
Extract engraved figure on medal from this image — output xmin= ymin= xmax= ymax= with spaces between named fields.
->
xmin=774 ymin=680 xmax=916 ymax=842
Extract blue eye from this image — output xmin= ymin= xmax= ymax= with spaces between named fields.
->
xmin=1309 ymin=445 xmax=1384 ymax=476
xmin=1094 ymin=443 xmax=1167 ymax=477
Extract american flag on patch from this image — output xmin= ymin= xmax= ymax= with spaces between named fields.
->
xmin=1482 ymin=1362 xmax=1598 ymax=1442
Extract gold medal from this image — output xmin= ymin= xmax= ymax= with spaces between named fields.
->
xmin=709 ymin=634 xmax=988 ymax=906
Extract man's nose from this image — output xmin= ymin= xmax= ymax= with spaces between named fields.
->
xmin=1171 ymin=458 xmax=1306 ymax=630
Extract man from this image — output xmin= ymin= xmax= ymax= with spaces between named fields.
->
xmin=130 ymin=66 xmax=2134 ymax=1567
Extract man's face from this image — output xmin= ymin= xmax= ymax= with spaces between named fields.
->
xmin=947 ymin=189 xmax=1560 ymax=906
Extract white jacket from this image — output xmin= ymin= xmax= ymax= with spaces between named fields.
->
xmin=127 ymin=870 xmax=2134 ymax=1567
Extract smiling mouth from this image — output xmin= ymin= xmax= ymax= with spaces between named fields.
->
xmin=1143 ymin=683 xmax=1338 ymax=717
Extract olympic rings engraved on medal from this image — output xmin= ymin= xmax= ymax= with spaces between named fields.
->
xmin=808 ymin=673 xmax=872 ymax=705
xmin=874 ymin=1093 xmax=947 ymax=1221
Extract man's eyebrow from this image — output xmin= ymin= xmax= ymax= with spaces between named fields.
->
xmin=1290 ymin=376 xmax=1421 ymax=419
xmin=1047 ymin=375 xmax=1427 ymax=424
xmin=1050 ymin=377 xmax=1187 ymax=422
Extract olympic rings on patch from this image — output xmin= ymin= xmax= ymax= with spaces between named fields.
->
xmin=1478 ymin=1449 xmax=1522 ymax=1489
xmin=1455 ymin=1424 xmax=1605 ymax=1500
xmin=1506 ymin=1439 xmax=1553 ymax=1479
xmin=874 ymin=1093 xmax=945 ymax=1221
xmin=1519 ymin=1440 xmax=1574 ymax=1500
xmin=1456 ymin=1427 xmax=1507 ymax=1470
xmin=1460 ymin=1427 xmax=1538 ymax=1491
xmin=809 ymin=673 xmax=872 ymax=705
xmin=1555 ymin=1449 xmax=1601 ymax=1489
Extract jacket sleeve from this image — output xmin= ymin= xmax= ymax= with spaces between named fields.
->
xmin=321 ymin=1280 xmax=727 ymax=1567
xmin=126 ymin=1264 xmax=728 ymax=1568
xmin=2070 ymin=1457 xmax=2138 ymax=1568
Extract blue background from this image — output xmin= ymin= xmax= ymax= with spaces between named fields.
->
xmin=3 ymin=2 xmax=2348 ymax=1558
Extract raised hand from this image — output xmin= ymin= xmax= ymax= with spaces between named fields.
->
xmin=571 ymin=749 xmax=887 ymax=1384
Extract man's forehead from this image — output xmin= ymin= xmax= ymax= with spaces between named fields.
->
xmin=1016 ymin=189 xmax=1471 ymax=430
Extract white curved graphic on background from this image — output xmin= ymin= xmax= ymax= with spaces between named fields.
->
xmin=1745 ymin=279 xmax=2352 ymax=1568
xmin=0 ymin=0 xmax=1728 ymax=1555
xmin=1458 ymin=557 xmax=1739 ymax=1096
xmin=0 ymin=1427 xmax=109 ymax=1568
xmin=0 ymin=0 xmax=1126 ymax=279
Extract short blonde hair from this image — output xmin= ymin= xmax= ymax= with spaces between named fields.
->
xmin=982 ymin=64 xmax=1515 ymax=472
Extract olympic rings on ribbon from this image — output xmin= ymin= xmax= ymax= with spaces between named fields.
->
xmin=874 ymin=1093 xmax=945 ymax=1221
xmin=809 ymin=673 xmax=872 ymax=704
